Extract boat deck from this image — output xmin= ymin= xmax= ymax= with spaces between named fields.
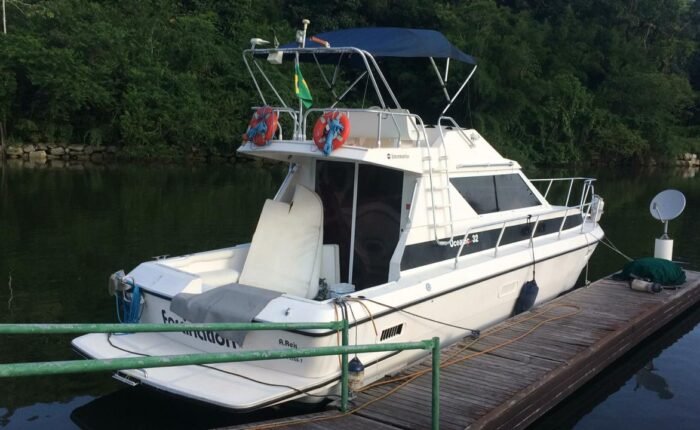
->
xmin=230 ymin=270 xmax=700 ymax=430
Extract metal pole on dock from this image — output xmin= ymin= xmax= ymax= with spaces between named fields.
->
xmin=0 ymin=320 xmax=448 ymax=424
xmin=431 ymin=337 xmax=440 ymax=430
xmin=0 ymin=321 xmax=343 ymax=334
xmin=341 ymin=318 xmax=350 ymax=412
xmin=0 ymin=341 xmax=436 ymax=378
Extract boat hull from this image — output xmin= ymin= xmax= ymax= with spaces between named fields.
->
xmin=72 ymin=225 xmax=601 ymax=411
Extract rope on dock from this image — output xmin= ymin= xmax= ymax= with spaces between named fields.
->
xmin=250 ymin=302 xmax=581 ymax=430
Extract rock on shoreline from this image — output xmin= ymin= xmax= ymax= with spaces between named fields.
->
xmin=1 ymin=143 xmax=246 ymax=166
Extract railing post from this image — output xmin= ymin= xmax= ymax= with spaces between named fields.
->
xmin=340 ymin=318 xmax=350 ymax=412
xmin=558 ymin=208 xmax=569 ymax=239
xmin=564 ymin=178 xmax=574 ymax=207
xmin=431 ymin=337 xmax=440 ymax=430
xmin=542 ymin=179 xmax=553 ymax=199
xmin=529 ymin=215 xmax=541 ymax=244
xmin=494 ymin=222 xmax=506 ymax=257
xmin=453 ymin=228 xmax=471 ymax=268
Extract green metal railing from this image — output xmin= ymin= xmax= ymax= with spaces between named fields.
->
xmin=0 ymin=322 xmax=441 ymax=429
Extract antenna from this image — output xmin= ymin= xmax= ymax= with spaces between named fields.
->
xmin=649 ymin=189 xmax=686 ymax=238
xmin=250 ymin=38 xmax=270 ymax=50
xmin=649 ymin=189 xmax=686 ymax=260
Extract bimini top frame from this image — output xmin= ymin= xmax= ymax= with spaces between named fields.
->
xmin=243 ymin=27 xmax=478 ymax=138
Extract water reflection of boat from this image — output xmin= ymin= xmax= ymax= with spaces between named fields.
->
xmin=634 ymin=361 xmax=673 ymax=399
xmin=69 ymin=386 xmax=311 ymax=430
xmin=72 ymin=25 xmax=604 ymax=411
xmin=532 ymin=306 xmax=700 ymax=429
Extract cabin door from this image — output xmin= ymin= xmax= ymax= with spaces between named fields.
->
xmin=316 ymin=160 xmax=403 ymax=290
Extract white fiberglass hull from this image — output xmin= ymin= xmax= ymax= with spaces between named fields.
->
xmin=72 ymin=224 xmax=602 ymax=411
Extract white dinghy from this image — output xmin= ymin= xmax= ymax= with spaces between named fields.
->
xmin=73 ymin=26 xmax=605 ymax=411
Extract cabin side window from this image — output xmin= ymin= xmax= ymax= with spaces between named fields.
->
xmin=450 ymin=174 xmax=540 ymax=215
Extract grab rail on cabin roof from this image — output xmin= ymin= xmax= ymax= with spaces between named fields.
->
xmin=0 ymin=321 xmax=441 ymax=428
xmin=437 ymin=116 xmax=475 ymax=148
xmin=453 ymin=178 xmax=597 ymax=268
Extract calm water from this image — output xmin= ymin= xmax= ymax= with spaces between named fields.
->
xmin=0 ymin=162 xmax=698 ymax=429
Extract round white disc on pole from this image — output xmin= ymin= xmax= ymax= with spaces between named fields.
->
xmin=649 ymin=189 xmax=686 ymax=221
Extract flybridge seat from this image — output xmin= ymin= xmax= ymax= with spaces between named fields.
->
xmin=170 ymin=185 xmax=324 ymax=345
xmin=345 ymin=109 xmax=423 ymax=148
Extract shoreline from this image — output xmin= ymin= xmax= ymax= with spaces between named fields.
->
xmin=1 ymin=143 xmax=699 ymax=174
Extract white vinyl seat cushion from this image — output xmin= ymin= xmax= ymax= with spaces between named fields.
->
xmin=238 ymin=185 xmax=323 ymax=299
xmin=198 ymin=269 xmax=241 ymax=289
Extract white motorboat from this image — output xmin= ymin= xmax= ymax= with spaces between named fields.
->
xmin=72 ymin=26 xmax=605 ymax=412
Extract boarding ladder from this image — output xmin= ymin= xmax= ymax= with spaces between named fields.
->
xmin=422 ymin=132 xmax=455 ymax=246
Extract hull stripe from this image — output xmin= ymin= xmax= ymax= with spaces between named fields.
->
xmin=139 ymin=238 xmax=598 ymax=338
xmin=401 ymin=215 xmax=583 ymax=270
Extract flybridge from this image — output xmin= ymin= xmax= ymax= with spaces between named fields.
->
xmin=244 ymin=26 xmax=479 ymax=140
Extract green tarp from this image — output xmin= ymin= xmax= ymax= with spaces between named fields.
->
xmin=612 ymin=257 xmax=686 ymax=286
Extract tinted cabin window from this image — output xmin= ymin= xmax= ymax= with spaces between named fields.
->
xmin=494 ymin=174 xmax=540 ymax=211
xmin=316 ymin=160 xmax=355 ymax=282
xmin=450 ymin=174 xmax=540 ymax=215
xmin=316 ymin=161 xmax=403 ymax=290
xmin=352 ymin=164 xmax=403 ymax=290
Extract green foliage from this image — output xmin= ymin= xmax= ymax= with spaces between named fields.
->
xmin=0 ymin=0 xmax=697 ymax=164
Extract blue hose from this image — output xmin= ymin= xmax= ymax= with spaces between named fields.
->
xmin=323 ymin=118 xmax=344 ymax=155
xmin=247 ymin=118 xmax=268 ymax=142
xmin=115 ymin=279 xmax=142 ymax=324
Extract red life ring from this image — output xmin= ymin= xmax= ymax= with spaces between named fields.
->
xmin=313 ymin=111 xmax=351 ymax=154
xmin=243 ymin=107 xmax=278 ymax=146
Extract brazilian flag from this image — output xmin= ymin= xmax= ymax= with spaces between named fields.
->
xmin=295 ymin=63 xmax=313 ymax=109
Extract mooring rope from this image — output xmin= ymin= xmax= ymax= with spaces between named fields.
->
xmin=599 ymin=236 xmax=634 ymax=262
xmin=251 ymin=302 xmax=581 ymax=429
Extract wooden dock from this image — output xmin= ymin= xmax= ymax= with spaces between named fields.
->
xmin=231 ymin=271 xmax=700 ymax=430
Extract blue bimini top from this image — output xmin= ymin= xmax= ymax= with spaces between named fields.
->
xmin=278 ymin=27 xmax=476 ymax=65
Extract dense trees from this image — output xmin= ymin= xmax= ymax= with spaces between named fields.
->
xmin=0 ymin=0 xmax=697 ymax=164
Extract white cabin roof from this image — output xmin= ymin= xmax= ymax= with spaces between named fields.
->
xmin=238 ymin=127 xmax=520 ymax=175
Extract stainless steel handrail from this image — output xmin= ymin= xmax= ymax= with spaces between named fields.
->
xmin=438 ymin=116 xmax=475 ymax=147
xmin=453 ymin=181 xmax=597 ymax=268
xmin=530 ymin=177 xmax=596 ymax=200
xmin=301 ymin=108 xmax=429 ymax=148
xmin=244 ymin=106 xmax=298 ymax=142
xmin=243 ymin=47 xmax=392 ymax=136
xmin=530 ymin=178 xmax=597 ymax=233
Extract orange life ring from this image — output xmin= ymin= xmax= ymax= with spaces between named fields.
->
xmin=243 ymin=106 xmax=278 ymax=146
xmin=313 ymin=111 xmax=351 ymax=155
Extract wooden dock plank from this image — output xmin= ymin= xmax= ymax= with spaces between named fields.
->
xmin=227 ymin=412 xmax=401 ymax=430
xmin=226 ymin=271 xmax=700 ymax=430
